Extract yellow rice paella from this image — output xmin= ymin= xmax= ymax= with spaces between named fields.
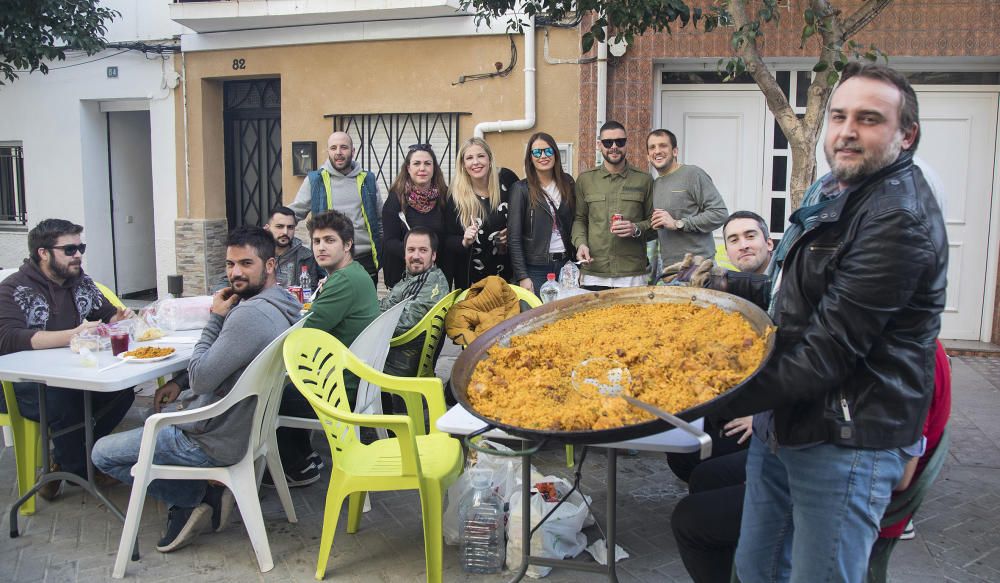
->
xmin=467 ymin=303 xmax=769 ymax=431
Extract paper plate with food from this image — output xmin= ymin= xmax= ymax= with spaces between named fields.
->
xmin=119 ymin=346 xmax=176 ymax=362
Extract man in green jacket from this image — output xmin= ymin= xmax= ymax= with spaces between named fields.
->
xmin=380 ymin=226 xmax=449 ymax=377
xmin=572 ymin=120 xmax=654 ymax=290
xmin=269 ymin=209 xmax=379 ymax=487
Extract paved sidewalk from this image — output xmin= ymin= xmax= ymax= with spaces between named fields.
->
xmin=2 ymin=356 xmax=1000 ymax=582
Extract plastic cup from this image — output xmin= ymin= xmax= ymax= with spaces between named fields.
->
xmin=110 ymin=331 xmax=130 ymax=356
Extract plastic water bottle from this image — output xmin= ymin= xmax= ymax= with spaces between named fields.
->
xmin=459 ymin=468 xmax=505 ymax=574
xmin=539 ymin=273 xmax=560 ymax=304
xmin=299 ymin=265 xmax=313 ymax=302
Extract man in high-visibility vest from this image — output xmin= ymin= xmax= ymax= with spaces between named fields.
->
xmin=290 ymin=131 xmax=382 ymax=286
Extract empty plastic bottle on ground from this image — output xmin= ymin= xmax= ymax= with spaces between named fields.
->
xmin=539 ymin=273 xmax=560 ymax=304
xmin=459 ymin=468 xmax=506 ymax=573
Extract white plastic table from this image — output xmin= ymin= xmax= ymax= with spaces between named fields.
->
xmin=1 ymin=331 xmax=200 ymax=536
xmin=437 ymin=404 xmax=708 ymax=582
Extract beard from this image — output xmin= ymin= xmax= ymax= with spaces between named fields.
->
xmin=275 ymin=235 xmax=291 ymax=248
xmin=406 ymin=259 xmax=429 ymax=275
xmin=826 ymin=133 xmax=903 ymax=185
xmin=51 ymin=259 xmax=82 ymax=280
xmin=230 ymin=273 xmax=266 ymax=299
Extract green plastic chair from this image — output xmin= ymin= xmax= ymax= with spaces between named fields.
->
xmin=2 ymin=381 xmax=41 ymax=515
xmin=389 ymin=288 xmax=462 ymax=379
xmin=866 ymin=426 xmax=951 ymax=583
xmin=283 ymin=328 xmax=463 ymax=582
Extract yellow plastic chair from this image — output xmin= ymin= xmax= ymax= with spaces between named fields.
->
xmin=389 ymin=288 xmax=462 ymax=379
xmin=2 ymin=381 xmax=42 ymax=515
xmin=455 ymin=283 xmax=542 ymax=309
xmin=283 ymin=328 xmax=463 ymax=582
xmin=94 ymin=281 xmax=127 ymax=310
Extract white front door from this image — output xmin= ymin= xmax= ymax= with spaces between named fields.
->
xmin=660 ymin=90 xmax=767 ymax=225
xmin=916 ymin=91 xmax=999 ymax=340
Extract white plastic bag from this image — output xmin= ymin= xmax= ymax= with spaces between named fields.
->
xmin=150 ymin=296 xmax=213 ymax=331
xmin=505 ymin=476 xmax=593 ymax=578
xmin=443 ymin=440 xmax=526 ymax=545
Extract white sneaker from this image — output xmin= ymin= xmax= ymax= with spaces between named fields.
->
xmin=900 ymin=520 xmax=916 ymax=540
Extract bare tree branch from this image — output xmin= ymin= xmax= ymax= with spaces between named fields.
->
xmin=727 ymin=0 xmax=799 ymax=142
xmin=841 ymin=0 xmax=894 ymax=39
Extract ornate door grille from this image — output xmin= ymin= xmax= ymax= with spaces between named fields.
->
xmin=325 ymin=112 xmax=468 ymax=194
xmin=224 ymin=79 xmax=282 ymax=229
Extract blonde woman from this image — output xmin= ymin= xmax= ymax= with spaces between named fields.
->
xmin=443 ymin=137 xmax=518 ymax=289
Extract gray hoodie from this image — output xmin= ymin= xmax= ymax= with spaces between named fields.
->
xmin=178 ymin=285 xmax=301 ymax=465
xmin=290 ymin=159 xmax=382 ymax=256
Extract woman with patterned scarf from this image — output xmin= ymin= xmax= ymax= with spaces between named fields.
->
xmin=382 ymin=144 xmax=451 ymax=287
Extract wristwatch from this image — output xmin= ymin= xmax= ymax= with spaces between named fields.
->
xmin=674 ymin=219 xmax=686 ymax=231
xmin=632 ymin=224 xmax=642 ymax=238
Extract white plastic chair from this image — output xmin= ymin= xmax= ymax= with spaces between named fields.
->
xmin=111 ymin=317 xmax=307 ymax=579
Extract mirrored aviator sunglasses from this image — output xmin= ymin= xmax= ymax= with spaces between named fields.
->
xmin=531 ymin=147 xmax=555 ymax=159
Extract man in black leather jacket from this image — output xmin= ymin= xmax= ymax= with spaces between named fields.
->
xmin=717 ymin=64 xmax=948 ymax=583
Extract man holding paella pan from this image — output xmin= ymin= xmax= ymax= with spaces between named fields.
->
xmin=681 ymin=63 xmax=947 ymax=583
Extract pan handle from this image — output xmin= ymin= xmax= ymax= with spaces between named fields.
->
xmin=464 ymin=425 xmax=547 ymax=457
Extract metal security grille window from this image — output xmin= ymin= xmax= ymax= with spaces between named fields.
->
xmin=326 ymin=112 xmax=468 ymax=194
xmin=0 ymin=144 xmax=27 ymax=225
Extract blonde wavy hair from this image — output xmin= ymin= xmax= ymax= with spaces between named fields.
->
xmin=450 ymin=137 xmax=501 ymax=228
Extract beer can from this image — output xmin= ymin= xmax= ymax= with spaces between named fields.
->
xmin=611 ymin=213 xmax=623 ymax=224
xmin=288 ymin=286 xmax=304 ymax=303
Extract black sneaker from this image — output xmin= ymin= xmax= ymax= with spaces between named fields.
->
xmin=307 ymin=451 xmax=325 ymax=471
xmin=203 ymin=485 xmax=236 ymax=533
xmin=156 ymin=504 xmax=211 ymax=553
xmin=262 ymin=460 xmax=321 ymax=488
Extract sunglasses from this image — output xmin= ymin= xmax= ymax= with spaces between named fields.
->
xmin=531 ymin=147 xmax=555 ymax=159
xmin=408 ymin=143 xmax=433 ymax=152
xmin=48 ymin=244 xmax=87 ymax=256
xmin=600 ymin=138 xmax=627 ymax=148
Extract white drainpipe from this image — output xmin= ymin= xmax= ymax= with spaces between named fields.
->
xmin=595 ymin=29 xmax=608 ymax=161
xmin=474 ymin=16 xmax=536 ymax=139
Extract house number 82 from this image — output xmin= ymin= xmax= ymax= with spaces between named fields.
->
xmin=232 ymin=58 xmax=246 ymax=70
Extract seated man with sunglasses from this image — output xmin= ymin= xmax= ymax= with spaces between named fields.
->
xmin=0 ymin=218 xmax=134 ymax=499
xmin=571 ymin=120 xmax=655 ymax=290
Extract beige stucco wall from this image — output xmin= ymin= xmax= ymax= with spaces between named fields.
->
xmin=175 ymin=28 xmax=582 ymax=220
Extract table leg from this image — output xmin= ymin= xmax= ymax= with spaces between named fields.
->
xmin=506 ymin=450 xmax=532 ymax=583
xmin=9 ymin=387 xmax=128 ymax=539
xmin=606 ymin=448 xmax=619 ymax=583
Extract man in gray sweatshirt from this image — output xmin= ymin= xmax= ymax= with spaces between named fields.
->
xmin=92 ymin=226 xmax=301 ymax=553
xmin=289 ymin=131 xmax=383 ymax=286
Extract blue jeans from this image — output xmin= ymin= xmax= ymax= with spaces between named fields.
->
xmin=12 ymin=382 xmax=134 ymax=477
xmin=735 ymin=437 xmax=907 ymax=583
xmin=525 ymin=260 xmax=564 ymax=294
xmin=92 ymin=425 xmax=217 ymax=509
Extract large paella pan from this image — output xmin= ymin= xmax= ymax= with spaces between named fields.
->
xmin=450 ymin=286 xmax=776 ymax=444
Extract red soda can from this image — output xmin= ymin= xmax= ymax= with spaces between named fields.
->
xmin=288 ymin=286 xmax=304 ymax=303
xmin=611 ymin=213 xmax=623 ymax=231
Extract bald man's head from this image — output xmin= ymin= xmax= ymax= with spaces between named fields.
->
xmin=327 ymin=131 xmax=355 ymax=173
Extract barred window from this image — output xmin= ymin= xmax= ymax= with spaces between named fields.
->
xmin=0 ymin=143 xmax=27 ymax=226
xmin=326 ymin=112 xmax=468 ymax=195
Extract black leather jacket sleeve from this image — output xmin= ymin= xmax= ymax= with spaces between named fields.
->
xmin=724 ymin=205 xmax=938 ymax=418
xmin=722 ymin=271 xmax=772 ymax=312
xmin=508 ymin=180 xmax=531 ymax=282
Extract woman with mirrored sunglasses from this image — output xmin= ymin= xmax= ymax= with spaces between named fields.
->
xmin=443 ymin=137 xmax=518 ymax=289
xmin=381 ymin=144 xmax=451 ymax=287
xmin=507 ymin=132 xmax=576 ymax=293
